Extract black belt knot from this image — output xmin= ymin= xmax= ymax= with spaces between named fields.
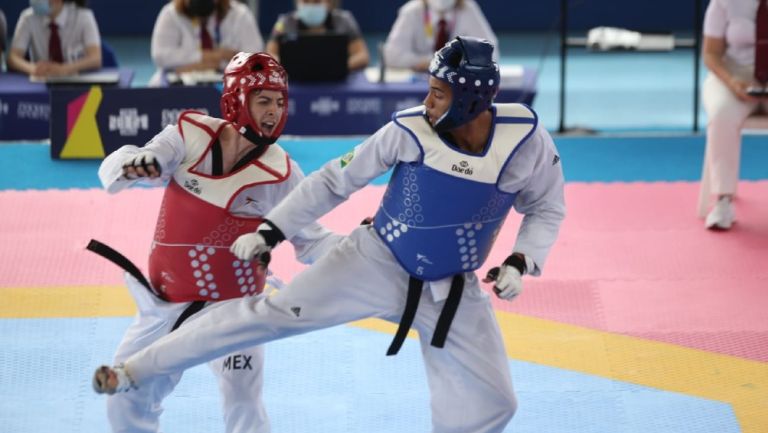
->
xmin=386 ymin=274 xmax=465 ymax=356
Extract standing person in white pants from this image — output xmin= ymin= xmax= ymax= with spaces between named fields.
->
xmin=700 ymin=0 xmax=768 ymax=230
xmin=93 ymin=37 xmax=566 ymax=433
xmin=91 ymin=52 xmax=340 ymax=433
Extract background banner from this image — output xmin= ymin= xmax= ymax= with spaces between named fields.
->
xmin=50 ymin=86 xmax=221 ymax=159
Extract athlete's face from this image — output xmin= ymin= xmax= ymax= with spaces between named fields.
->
xmin=248 ymin=90 xmax=285 ymax=136
xmin=423 ymin=77 xmax=452 ymax=127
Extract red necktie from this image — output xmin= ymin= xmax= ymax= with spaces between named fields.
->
xmin=49 ymin=22 xmax=63 ymax=63
xmin=200 ymin=19 xmax=214 ymax=50
xmin=756 ymin=0 xmax=768 ymax=84
xmin=434 ymin=18 xmax=449 ymax=52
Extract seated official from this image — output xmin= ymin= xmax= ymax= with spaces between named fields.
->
xmin=383 ymin=0 xmax=497 ymax=72
xmin=266 ymin=0 xmax=369 ymax=72
xmin=149 ymin=0 xmax=263 ymax=86
xmin=8 ymin=0 xmax=102 ymax=78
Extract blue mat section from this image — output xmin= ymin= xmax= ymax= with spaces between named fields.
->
xmin=0 ymin=317 xmax=738 ymax=433
xmin=1 ymin=144 xmax=103 ymax=191
xmin=557 ymin=135 xmax=767 ymax=182
xmin=2 ymin=135 xmax=767 ymax=191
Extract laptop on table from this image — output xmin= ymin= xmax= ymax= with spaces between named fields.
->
xmin=279 ymin=33 xmax=349 ymax=83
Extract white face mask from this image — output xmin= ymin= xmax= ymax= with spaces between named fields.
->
xmin=297 ymin=3 xmax=328 ymax=27
xmin=30 ymin=0 xmax=51 ymax=16
xmin=427 ymin=0 xmax=457 ymax=13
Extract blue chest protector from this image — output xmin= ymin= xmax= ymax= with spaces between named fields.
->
xmin=373 ymin=104 xmax=538 ymax=281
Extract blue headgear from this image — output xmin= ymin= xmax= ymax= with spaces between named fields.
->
xmin=428 ymin=36 xmax=500 ymax=132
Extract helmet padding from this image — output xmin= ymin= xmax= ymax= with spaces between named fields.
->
xmin=220 ymin=52 xmax=289 ymax=145
xmin=428 ymin=37 xmax=500 ymax=132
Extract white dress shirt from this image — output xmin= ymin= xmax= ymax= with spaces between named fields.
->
xmin=149 ymin=1 xmax=264 ymax=86
xmin=383 ymin=0 xmax=498 ymax=69
xmin=703 ymin=0 xmax=760 ymax=66
xmin=11 ymin=3 xmax=101 ymax=63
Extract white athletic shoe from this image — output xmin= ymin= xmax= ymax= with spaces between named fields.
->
xmin=92 ymin=364 xmax=136 ymax=394
xmin=705 ymin=197 xmax=735 ymax=230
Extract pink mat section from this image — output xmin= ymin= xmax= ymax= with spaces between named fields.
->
xmin=0 ymin=187 xmax=374 ymax=287
xmin=1 ymin=181 xmax=767 ymax=361
xmin=494 ymin=181 xmax=768 ymax=362
xmin=0 ymin=188 xmax=161 ymax=287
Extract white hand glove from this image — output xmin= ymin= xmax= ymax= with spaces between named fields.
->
xmin=493 ymin=265 xmax=523 ymax=300
xmin=122 ymin=151 xmax=161 ymax=179
xmin=230 ymin=231 xmax=270 ymax=261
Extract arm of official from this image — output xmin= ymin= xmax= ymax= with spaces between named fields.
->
xmin=382 ymin=4 xmax=429 ymax=70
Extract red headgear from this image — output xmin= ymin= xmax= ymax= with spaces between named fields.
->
xmin=220 ymin=52 xmax=289 ymax=145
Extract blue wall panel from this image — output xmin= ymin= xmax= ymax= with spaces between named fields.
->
xmin=2 ymin=0 xmax=706 ymax=37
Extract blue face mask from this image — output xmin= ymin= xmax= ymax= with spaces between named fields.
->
xmin=30 ymin=0 xmax=51 ymax=16
xmin=296 ymin=3 xmax=328 ymax=27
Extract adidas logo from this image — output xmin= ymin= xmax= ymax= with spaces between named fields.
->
xmin=552 ymin=155 xmax=560 ymax=165
xmin=291 ymin=307 xmax=301 ymax=317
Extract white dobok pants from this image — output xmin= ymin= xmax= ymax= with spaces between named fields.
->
xmin=108 ymin=273 xmax=269 ymax=433
xmin=701 ymin=62 xmax=768 ymax=204
xmin=125 ymin=225 xmax=517 ymax=433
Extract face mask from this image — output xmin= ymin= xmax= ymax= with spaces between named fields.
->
xmin=187 ymin=0 xmax=215 ymax=17
xmin=296 ymin=3 xmax=328 ymax=27
xmin=427 ymin=0 xmax=457 ymax=13
xmin=30 ymin=0 xmax=51 ymax=16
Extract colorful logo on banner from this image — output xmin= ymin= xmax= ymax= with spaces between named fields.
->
xmin=60 ymin=86 xmax=105 ymax=158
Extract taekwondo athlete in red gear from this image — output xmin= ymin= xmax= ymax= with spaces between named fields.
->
xmin=92 ymin=37 xmax=566 ymax=433
xmin=90 ymin=52 xmax=341 ymax=433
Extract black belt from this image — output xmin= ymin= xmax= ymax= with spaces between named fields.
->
xmin=386 ymin=274 xmax=465 ymax=356
xmin=171 ymin=300 xmax=206 ymax=331
xmin=87 ymin=239 xmax=164 ymax=300
xmin=87 ymin=238 xmax=203 ymax=331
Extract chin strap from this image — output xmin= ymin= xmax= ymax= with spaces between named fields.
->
xmin=241 ymin=125 xmax=277 ymax=147
xmin=230 ymin=125 xmax=272 ymax=172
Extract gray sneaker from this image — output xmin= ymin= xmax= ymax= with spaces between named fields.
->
xmin=705 ymin=197 xmax=735 ymax=230
xmin=92 ymin=365 xmax=136 ymax=394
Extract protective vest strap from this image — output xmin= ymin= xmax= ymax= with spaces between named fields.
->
xmin=386 ymin=274 xmax=465 ymax=355
xmin=86 ymin=239 xmax=166 ymax=301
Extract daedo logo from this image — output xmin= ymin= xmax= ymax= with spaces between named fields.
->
xmin=451 ymin=160 xmax=473 ymax=176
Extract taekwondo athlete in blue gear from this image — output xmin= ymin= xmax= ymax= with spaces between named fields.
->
xmin=374 ymin=37 xmax=526 ymax=282
xmin=92 ymin=36 xmax=566 ymax=433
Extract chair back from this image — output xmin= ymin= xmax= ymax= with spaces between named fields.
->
xmin=101 ymin=41 xmax=119 ymax=67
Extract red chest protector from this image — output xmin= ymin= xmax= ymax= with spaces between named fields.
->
xmin=149 ymin=111 xmax=291 ymax=302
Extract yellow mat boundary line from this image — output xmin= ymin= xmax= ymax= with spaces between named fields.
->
xmin=353 ymin=314 xmax=766 ymax=433
xmin=2 ymin=285 xmax=765 ymax=432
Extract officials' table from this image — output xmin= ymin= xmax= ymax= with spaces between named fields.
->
xmin=282 ymin=66 xmax=537 ymax=135
xmin=0 ymin=69 xmax=134 ymax=141
xmin=46 ymin=66 xmax=537 ymax=159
